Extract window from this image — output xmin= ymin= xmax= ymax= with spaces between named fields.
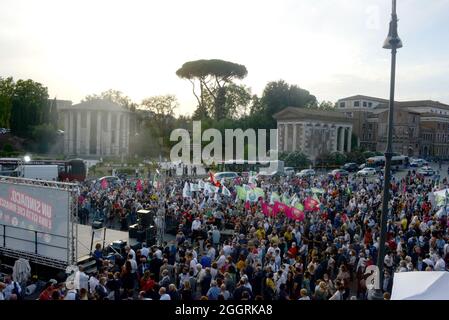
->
xmin=354 ymin=101 xmax=360 ymax=107
xmin=368 ymin=102 xmax=372 ymax=108
xmin=363 ymin=101 xmax=367 ymax=107
xmin=340 ymin=102 xmax=346 ymax=108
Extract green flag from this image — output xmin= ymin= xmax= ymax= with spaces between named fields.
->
xmin=295 ymin=203 xmax=304 ymax=211
xmin=236 ymin=186 xmax=247 ymax=200
xmin=254 ymin=187 xmax=265 ymax=199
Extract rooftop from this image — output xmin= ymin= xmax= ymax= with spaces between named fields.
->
xmin=58 ymin=98 xmax=131 ymax=112
xmin=273 ymin=106 xmax=352 ymax=123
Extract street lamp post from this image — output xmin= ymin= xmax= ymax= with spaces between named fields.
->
xmin=372 ymin=0 xmax=403 ymax=299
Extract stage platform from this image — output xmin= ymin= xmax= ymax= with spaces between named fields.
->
xmin=76 ymin=224 xmax=130 ymax=260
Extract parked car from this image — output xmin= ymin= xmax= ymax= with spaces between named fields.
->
xmin=329 ymin=169 xmax=349 ymax=178
xmin=357 ymin=167 xmax=377 ymax=177
xmin=213 ymin=172 xmax=239 ymax=181
xmin=256 ymin=171 xmax=285 ymax=179
xmin=411 ymin=159 xmax=430 ymax=167
xmin=284 ymin=167 xmax=295 ymax=176
xmin=341 ymin=163 xmax=359 ymax=172
xmin=296 ymin=169 xmax=316 ymax=178
xmin=417 ymin=166 xmax=435 ymax=176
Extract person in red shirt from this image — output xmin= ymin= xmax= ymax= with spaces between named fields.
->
xmin=38 ymin=281 xmax=57 ymax=300
xmin=140 ymin=271 xmax=155 ymax=293
xmin=288 ymin=242 xmax=298 ymax=258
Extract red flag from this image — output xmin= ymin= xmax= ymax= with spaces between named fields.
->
xmin=136 ymin=179 xmax=143 ymax=192
xmin=262 ymin=201 xmax=269 ymax=216
xmin=273 ymin=201 xmax=289 ymax=217
xmin=100 ymin=178 xmax=108 ymax=190
xmin=304 ymin=197 xmax=319 ymax=211
xmin=290 ymin=207 xmax=305 ymax=221
xmin=244 ymin=200 xmax=251 ymax=210
xmin=209 ymin=172 xmax=221 ymax=187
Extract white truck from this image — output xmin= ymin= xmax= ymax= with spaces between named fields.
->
xmin=21 ymin=165 xmax=59 ymax=181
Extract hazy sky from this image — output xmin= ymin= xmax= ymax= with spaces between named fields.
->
xmin=1 ymin=0 xmax=449 ymax=115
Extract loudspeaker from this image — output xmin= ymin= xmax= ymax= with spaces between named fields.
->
xmin=137 ymin=209 xmax=154 ymax=228
xmin=128 ymin=224 xmax=139 ymax=239
xmin=146 ymin=225 xmax=157 ymax=245
xmin=92 ymin=220 xmax=103 ymax=229
xmin=136 ymin=229 xmax=147 ymax=243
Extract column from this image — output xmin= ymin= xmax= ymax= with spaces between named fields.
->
xmin=338 ymin=126 xmax=345 ymax=152
xmin=86 ymin=111 xmax=91 ymax=155
xmin=332 ymin=126 xmax=338 ymax=152
xmin=284 ymin=124 xmax=288 ymax=152
xmin=107 ymin=112 xmax=112 ymax=155
xmin=292 ymin=123 xmax=297 ymax=152
xmin=96 ymin=111 xmax=102 ymax=155
xmin=64 ymin=111 xmax=69 ymax=154
xmin=115 ymin=113 xmax=120 ymax=156
xmin=75 ymin=111 xmax=81 ymax=154
xmin=125 ymin=114 xmax=130 ymax=153
xmin=69 ymin=111 xmax=75 ymax=154
xmin=347 ymin=126 xmax=352 ymax=153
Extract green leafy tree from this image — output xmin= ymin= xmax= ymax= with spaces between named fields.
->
xmin=140 ymin=95 xmax=179 ymax=157
xmin=0 ymin=77 xmax=15 ymax=128
xmin=10 ymin=79 xmax=49 ymax=137
xmin=83 ymin=89 xmax=137 ymax=110
xmin=259 ymin=80 xmax=317 ymax=128
xmin=176 ymin=59 xmax=248 ymax=120
xmin=279 ymin=151 xmax=311 ymax=168
xmin=31 ymin=124 xmax=57 ymax=153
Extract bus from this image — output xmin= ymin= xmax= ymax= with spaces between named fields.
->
xmin=216 ymin=159 xmax=285 ymax=175
xmin=365 ymin=155 xmax=409 ymax=172
xmin=0 ymin=158 xmax=87 ymax=181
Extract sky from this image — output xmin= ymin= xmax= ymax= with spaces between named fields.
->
xmin=1 ymin=0 xmax=449 ymax=116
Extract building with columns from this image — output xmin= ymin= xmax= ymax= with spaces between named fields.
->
xmin=273 ymin=107 xmax=353 ymax=160
xmin=59 ymin=99 xmax=131 ymax=157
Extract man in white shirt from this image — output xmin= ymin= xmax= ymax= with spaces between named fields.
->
xmin=434 ymin=254 xmax=446 ymax=271
xmin=191 ymin=217 xmax=202 ymax=232
xmin=74 ymin=266 xmax=89 ymax=291
xmin=89 ymin=275 xmax=100 ymax=295
xmin=216 ymin=250 xmax=227 ymax=270
xmin=141 ymin=243 xmax=150 ymax=258
xmin=125 ymin=246 xmax=136 ymax=260
xmin=159 ymin=287 xmax=171 ymax=300
xmin=64 ymin=280 xmax=78 ymax=300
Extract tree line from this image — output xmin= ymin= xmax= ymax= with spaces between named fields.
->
xmin=0 ymin=58 xmax=339 ymax=159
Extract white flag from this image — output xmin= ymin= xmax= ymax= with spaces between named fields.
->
xmin=182 ymin=182 xmax=191 ymax=198
xmin=222 ymin=185 xmax=231 ymax=197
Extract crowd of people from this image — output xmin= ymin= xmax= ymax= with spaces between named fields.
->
xmin=2 ymin=165 xmax=448 ymax=301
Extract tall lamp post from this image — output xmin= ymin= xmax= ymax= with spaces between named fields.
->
xmin=372 ymin=0 xmax=403 ymax=299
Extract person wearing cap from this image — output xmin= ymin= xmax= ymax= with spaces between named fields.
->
xmin=64 ymin=280 xmax=78 ymax=300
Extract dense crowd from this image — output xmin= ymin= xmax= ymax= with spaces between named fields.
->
xmin=2 ymin=166 xmax=448 ymax=301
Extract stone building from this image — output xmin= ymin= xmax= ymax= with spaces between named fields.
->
xmin=336 ymin=95 xmax=449 ymax=158
xmin=273 ymin=107 xmax=353 ymax=160
xmin=59 ymin=99 xmax=131 ymax=157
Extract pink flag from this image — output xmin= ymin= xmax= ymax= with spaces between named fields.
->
xmin=101 ymin=178 xmax=108 ymax=190
xmin=262 ymin=201 xmax=269 ymax=216
xmin=273 ymin=201 xmax=289 ymax=217
xmin=136 ymin=179 xmax=143 ymax=192
xmin=304 ymin=197 xmax=319 ymax=211
xmin=290 ymin=207 xmax=305 ymax=221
